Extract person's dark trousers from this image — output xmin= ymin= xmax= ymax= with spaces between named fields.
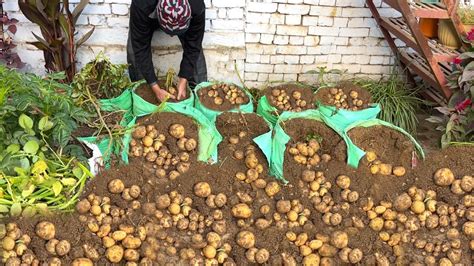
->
xmin=127 ymin=29 xmax=208 ymax=88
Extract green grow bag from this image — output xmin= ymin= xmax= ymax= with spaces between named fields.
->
xmin=132 ymin=80 xmax=195 ymax=117
xmin=194 ymin=81 xmax=254 ymax=123
xmin=318 ymin=103 xmax=382 ymax=133
xmin=343 ymin=119 xmax=425 ymax=168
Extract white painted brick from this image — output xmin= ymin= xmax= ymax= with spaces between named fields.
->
xmin=289 ymin=36 xmax=304 ymax=45
xmin=356 ymin=55 xmax=370 ymax=64
xmin=304 ymin=36 xmax=319 ymax=46
xmin=335 ymin=45 xmax=367 ymax=55
xmin=284 ymin=55 xmax=300 ymax=64
xmin=347 ymin=18 xmax=366 ymax=28
xmin=270 ymin=14 xmax=285 ymax=24
xmin=318 ymin=16 xmax=333 ymax=26
xmin=275 ymin=0 xmax=289 ymax=3
xmin=111 ymin=4 xmax=128 ymax=15
xmin=207 ymin=9 xmax=218 ymax=19
xmin=276 ymin=25 xmax=308 ymax=36
xmin=84 ymin=27 xmax=128 ymax=45
xmin=89 ymin=15 xmax=107 ymax=25
xmin=370 ymin=56 xmax=384 ymax=65
xmin=228 ymin=8 xmax=244 ymax=19
xmin=83 ymin=4 xmax=111 ymax=15
xmin=246 ymin=33 xmax=261 ymax=43
xmin=275 ymin=64 xmax=302 ymax=73
xmin=269 ymin=74 xmax=284 ymax=81
xmin=339 ymin=28 xmax=369 ymax=37
xmin=212 ymin=19 xmax=244 ymax=31
xmin=286 ymin=15 xmax=302 ymax=25
xmin=247 ymin=2 xmax=278 ymax=12
xmin=302 ymin=16 xmax=318 ymax=26
xmin=3 ymin=1 xmax=19 ymax=11
xmin=288 ymin=0 xmax=304 ymax=3
xmin=218 ymin=9 xmax=227 ymax=18
xmin=260 ymin=34 xmax=275 ymax=45
xmin=247 ymin=13 xmax=271 ymax=24
xmin=310 ymin=6 xmax=341 ymax=16
xmin=271 ymin=55 xmax=285 ymax=64
xmin=277 ymin=45 xmax=307 ymax=55
xmin=246 ymin=54 xmax=261 ymax=63
xmin=308 ymin=26 xmax=339 ymax=36
xmin=342 ymin=55 xmax=356 ymax=63
xmin=341 ymin=8 xmax=372 ymax=17
xmin=304 ymin=0 xmax=319 ymax=4
xmin=245 ymin=63 xmax=274 ymax=73
xmin=333 ymin=64 xmax=361 ymax=74
xmin=230 ymin=49 xmax=246 ymax=60
xmin=336 ymin=0 xmax=364 ymax=7
xmin=212 ymin=0 xmax=245 ymax=8
xmin=333 ymin=17 xmax=348 ymax=27
xmin=76 ymin=15 xmax=89 ymax=26
xmin=246 ymin=24 xmax=277 ymax=34
xmin=246 ymin=72 xmax=258 ymax=81
xmin=105 ymin=0 xmax=131 ymax=3
xmin=278 ymin=4 xmax=310 ymax=15
xmin=328 ymin=54 xmax=341 ymax=63
xmin=300 ymin=55 xmax=315 ymax=64
xmin=258 ymin=73 xmax=269 ymax=82
xmin=261 ymin=55 xmax=271 ymax=64
xmin=107 ymin=17 xmax=129 ymax=27
xmin=284 ymin=73 xmax=298 ymax=81
xmin=274 ymin=35 xmax=289 ymax=45
xmin=319 ymin=0 xmax=336 ymax=5
xmin=360 ymin=65 xmax=391 ymax=74
xmin=203 ymin=32 xmax=245 ymax=47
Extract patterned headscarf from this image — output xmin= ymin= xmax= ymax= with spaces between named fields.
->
xmin=157 ymin=0 xmax=192 ymax=35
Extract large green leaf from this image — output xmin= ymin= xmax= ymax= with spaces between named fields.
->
xmin=76 ymin=27 xmax=95 ymax=48
xmin=58 ymin=14 xmax=72 ymax=43
xmin=18 ymin=1 xmax=53 ymax=38
xmin=45 ymin=0 xmax=61 ymax=18
xmin=19 ymin=114 xmax=34 ymax=130
xmin=24 ymin=140 xmax=40 ymax=154
xmin=32 ymin=32 xmax=52 ymax=51
xmin=52 ymin=181 xmax=63 ymax=196
xmin=10 ymin=203 xmax=22 ymax=217
xmin=72 ymin=0 xmax=90 ymax=25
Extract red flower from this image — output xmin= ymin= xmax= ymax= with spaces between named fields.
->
xmin=468 ymin=28 xmax=474 ymax=41
xmin=453 ymin=57 xmax=462 ymax=65
xmin=455 ymin=98 xmax=472 ymax=112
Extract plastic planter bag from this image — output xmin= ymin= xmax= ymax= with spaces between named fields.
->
xmin=318 ymin=102 xmax=382 ymax=133
xmin=78 ymin=112 xmax=136 ymax=175
xmin=130 ymin=103 xmax=222 ymax=164
xmin=99 ymin=87 xmax=134 ymax=113
xmin=132 ymin=80 xmax=195 ymax=117
xmin=194 ymin=81 xmax=254 ymax=123
xmin=343 ymin=119 xmax=425 ymax=168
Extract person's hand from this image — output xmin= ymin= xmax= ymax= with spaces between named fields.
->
xmin=177 ymin=78 xmax=188 ymax=100
xmin=151 ymin=83 xmax=175 ymax=102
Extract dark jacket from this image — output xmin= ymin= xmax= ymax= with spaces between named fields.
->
xmin=130 ymin=0 xmax=206 ymax=85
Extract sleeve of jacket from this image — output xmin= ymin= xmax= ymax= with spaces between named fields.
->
xmin=130 ymin=2 xmax=158 ymax=85
xmin=178 ymin=11 xmax=205 ymax=80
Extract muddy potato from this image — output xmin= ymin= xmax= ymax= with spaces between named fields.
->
xmin=369 ymin=217 xmax=384 ymax=231
xmin=265 ymin=182 xmax=281 ymax=197
xmin=185 ymin=139 xmax=197 ymax=151
xmin=254 ymin=249 xmax=269 ymax=264
xmin=36 ymin=221 xmax=55 ymax=240
xmin=348 ymin=248 xmax=363 ymax=263
xmin=463 ymin=221 xmax=474 ymax=238
xmin=254 ymin=179 xmax=267 ymax=189
xmin=156 ymin=194 xmax=171 ymax=209
xmin=392 ymin=166 xmax=406 ymax=177
xmin=232 ymin=203 xmax=252 ymax=219
xmin=336 ymin=175 xmax=351 ymax=189
xmin=434 ymin=168 xmax=455 ymax=186
xmin=55 ymin=240 xmax=71 ymax=257
xmin=318 ymin=244 xmax=337 ymax=257
xmin=302 ymin=254 xmax=320 ymax=266
xmin=76 ymin=199 xmax=91 ymax=214
xmin=365 ymin=151 xmax=377 ymax=162
xmin=245 ymin=154 xmax=259 ymax=169
xmin=233 ymin=150 xmax=244 ymax=160
xmin=108 ymin=179 xmax=125 ymax=194
xmin=378 ymin=164 xmax=393 ymax=176
xmin=450 ymin=180 xmax=464 ymax=195
xmin=83 ymin=244 xmax=100 ymax=261
xmin=194 ymin=182 xmax=211 ymax=198
xmin=169 ymin=124 xmax=186 ymax=139
xmin=277 ymin=200 xmax=292 ymax=214
xmin=124 ymin=249 xmax=140 ymax=262
xmin=331 ymin=231 xmax=348 ymax=249
xmin=2 ymin=236 xmax=15 ymax=251
xmin=236 ymin=231 xmax=255 ymax=249
xmin=214 ymin=193 xmax=227 ymax=208
xmin=132 ymin=126 xmax=147 ymax=139
xmin=411 ymin=200 xmax=425 ymax=214
xmin=123 ymin=236 xmax=142 ymax=249
xmin=460 ymin=175 xmax=473 ymax=192
xmin=106 ymin=245 xmax=124 ymax=263
xmin=394 ymin=193 xmax=412 ymax=212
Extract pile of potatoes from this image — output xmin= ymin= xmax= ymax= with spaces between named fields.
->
xmin=201 ymin=83 xmax=247 ymax=107
xmin=365 ymin=151 xmax=407 ymax=177
xmin=433 ymin=168 xmax=473 ymax=194
xmin=1 ymin=223 xmax=37 ymax=265
xmin=274 ymin=199 xmax=311 ymax=228
xmin=130 ymin=123 xmax=196 ymax=180
xmin=288 ymin=139 xmax=331 ymax=168
xmin=325 ymin=88 xmax=368 ymax=111
xmin=232 ymin=141 xmax=265 ymax=186
xmin=270 ymin=89 xmax=307 ymax=112
xmin=285 ymin=231 xmax=363 ymax=265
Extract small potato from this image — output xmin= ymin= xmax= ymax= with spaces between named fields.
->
xmin=36 ymin=221 xmax=55 ymax=240
xmin=214 ymin=193 xmax=227 ymax=208
xmin=461 ymin=175 xmax=473 ymax=192
xmin=255 ymin=249 xmax=270 ymax=264
xmin=411 ymin=200 xmax=425 ymax=214
xmin=434 ymin=168 xmax=455 ymax=186
xmin=108 ymin=179 xmax=125 ymax=194
xmin=156 ymin=194 xmax=171 ymax=209
xmin=169 ymin=124 xmax=186 ymax=139
xmin=2 ymin=236 xmax=15 ymax=251
xmin=203 ymin=245 xmax=217 ymax=259
xmin=76 ymin=199 xmax=91 ymax=214
xmin=348 ymin=248 xmax=363 ymax=263
xmin=265 ymin=182 xmax=281 ymax=197
xmin=124 ymin=249 xmax=140 ymax=262
xmin=129 ymin=185 xmax=141 ymax=199
xmin=233 ymin=150 xmax=244 ymax=160
xmin=451 ymin=180 xmax=465 ymax=195
xmin=122 ymin=236 xmax=142 ymax=249
xmin=392 ymin=166 xmax=406 ymax=177
xmin=369 ymin=217 xmax=384 ymax=231
xmin=303 ymin=254 xmax=320 ymax=266
xmin=318 ymin=244 xmax=337 ymax=257
xmin=55 ymin=240 xmax=71 ymax=256
xmin=236 ymin=231 xmax=255 ymax=249
xmin=106 ymin=245 xmax=124 ymax=263
xmin=194 ymin=182 xmax=211 ymax=198
xmin=72 ymin=258 xmax=93 ymax=266
xmin=370 ymin=164 xmax=380 ymax=175
xmin=83 ymin=244 xmax=100 ymax=261
xmin=463 ymin=221 xmax=474 ymax=238
xmin=277 ymin=200 xmax=292 ymax=214
xmin=336 ymin=175 xmax=351 ymax=189
xmin=185 ymin=139 xmax=197 ymax=151
xmin=112 ymin=231 xmax=127 ymax=241
xmin=232 ymin=203 xmax=252 ymax=219
xmin=330 ymin=231 xmax=348 ymax=249
xmin=132 ymin=126 xmax=147 ymax=139
xmin=245 ymin=154 xmax=259 ymax=169
xmin=394 ymin=193 xmax=412 ymax=212
xmin=378 ymin=164 xmax=393 ymax=176
xmin=365 ymin=151 xmax=377 ymax=162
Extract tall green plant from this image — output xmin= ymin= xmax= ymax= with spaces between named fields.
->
xmin=18 ymin=0 xmax=94 ymax=82
xmin=353 ymin=73 xmax=423 ymax=134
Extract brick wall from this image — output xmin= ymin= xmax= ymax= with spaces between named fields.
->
xmin=4 ymin=0 xmax=399 ymax=87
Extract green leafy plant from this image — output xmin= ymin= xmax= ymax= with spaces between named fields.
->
xmin=18 ymin=0 xmax=94 ymax=82
xmin=353 ymin=72 xmax=423 ymax=134
xmin=306 ymin=66 xmax=348 ymax=90
xmin=0 ymin=114 xmax=92 ymax=218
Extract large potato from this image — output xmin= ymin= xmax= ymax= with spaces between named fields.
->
xmin=72 ymin=258 xmax=93 ymax=266
xmin=232 ymin=203 xmax=252 ymax=219
xmin=169 ymin=124 xmax=185 ymax=139
xmin=36 ymin=221 xmax=55 ymax=240
xmin=194 ymin=182 xmax=211 ymax=198
xmin=106 ymin=245 xmax=124 ymax=263
xmin=108 ymin=179 xmax=125 ymax=194
xmin=132 ymin=126 xmax=147 ymax=139
xmin=236 ymin=231 xmax=255 ymax=249
xmin=434 ymin=168 xmax=455 ymax=186
xmin=394 ymin=193 xmax=412 ymax=212
xmin=330 ymin=231 xmax=348 ymax=249
xmin=55 ymin=240 xmax=71 ymax=256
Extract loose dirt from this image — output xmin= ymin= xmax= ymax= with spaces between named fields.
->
xmin=198 ymin=84 xmax=250 ymax=112
xmin=135 ymin=82 xmax=192 ymax=104
xmin=264 ymin=84 xmax=316 ymax=112
xmin=315 ymin=82 xmax=372 ymax=110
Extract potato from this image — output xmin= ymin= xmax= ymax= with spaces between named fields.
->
xmin=336 ymin=175 xmax=351 ymax=189
xmin=232 ymin=203 xmax=252 ymax=218
xmin=108 ymin=179 xmax=125 ymax=194
xmin=302 ymin=170 xmax=316 ymax=182
xmin=214 ymin=193 xmax=227 ymax=208
xmin=168 ymin=203 xmax=181 ymax=215
xmin=106 ymin=245 xmax=124 ymax=263
xmin=302 ymin=254 xmax=320 ymax=266
xmin=142 ymin=136 xmax=153 ymax=147
xmin=254 ymin=179 xmax=267 ymax=189
xmin=330 ymin=213 xmax=342 ymax=226
xmin=392 ymin=166 xmax=406 ymax=177
xmin=369 ymin=217 xmax=384 ymax=231
xmin=2 ymin=236 xmax=15 ymax=251
xmin=55 ymin=240 xmax=71 ymax=256
xmin=411 ymin=200 xmax=425 ymax=214
xmin=439 ymin=258 xmax=453 ymax=266
xmin=370 ymin=164 xmax=380 ymax=175
xmin=129 ymin=185 xmax=141 ymax=199
xmin=169 ymin=124 xmax=186 ymax=139
xmin=348 ymin=248 xmax=363 ymax=263
xmin=461 ymin=175 xmax=473 ymax=192
xmin=347 ymin=191 xmax=359 ymax=203
xmin=463 ymin=221 xmax=474 ymax=238
xmin=112 ymin=230 xmax=127 ymax=241
xmin=124 ymin=249 xmax=140 ymax=262
xmin=265 ymin=182 xmax=281 ymax=197
xmin=194 ymin=182 xmax=211 ymax=198
xmin=36 ymin=221 xmax=55 ymax=240
xmin=185 ymin=139 xmax=197 ymax=151
xmin=245 ymin=154 xmax=259 ymax=169
xmin=72 ymin=258 xmax=93 ymax=266
xmin=365 ymin=151 xmax=377 ymax=162
xmin=156 ymin=194 xmax=171 ymax=209
xmin=82 ymin=244 xmax=99 ymax=261
xmin=434 ymin=168 xmax=455 ymax=186
xmin=394 ymin=193 xmax=412 ymax=212
xmin=450 ymin=180 xmax=465 ymax=195
xmin=378 ymin=164 xmax=392 ymax=176
xmin=277 ymin=200 xmax=292 ymax=214
xmin=168 ymin=170 xmax=180 ymax=180
xmin=245 ymin=247 xmax=258 ymax=263
xmin=233 ymin=150 xmax=244 ymax=160
xmin=255 ymin=249 xmax=270 ymax=264
xmin=132 ymin=126 xmax=147 ymax=139
xmin=318 ymin=244 xmax=337 ymax=257
xmin=76 ymin=199 xmax=91 ymax=214
xmin=330 ymin=231 xmax=348 ymax=249
xmin=203 ymin=245 xmax=217 ymax=259
xmin=123 ymin=236 xmax=142 ymax=249
xmin=236 ymin=231 xmax=255 ymax=249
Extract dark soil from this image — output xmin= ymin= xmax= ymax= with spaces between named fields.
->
xmin=315 ymin=82 xmax=372 ymax=109
xmin=198 ymin=84 xmax=250 ymax=112
xmin=135 ymin=82 xmax=192 ymax=104
xmin=264 ymin=84 xmax=316 ymax=112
